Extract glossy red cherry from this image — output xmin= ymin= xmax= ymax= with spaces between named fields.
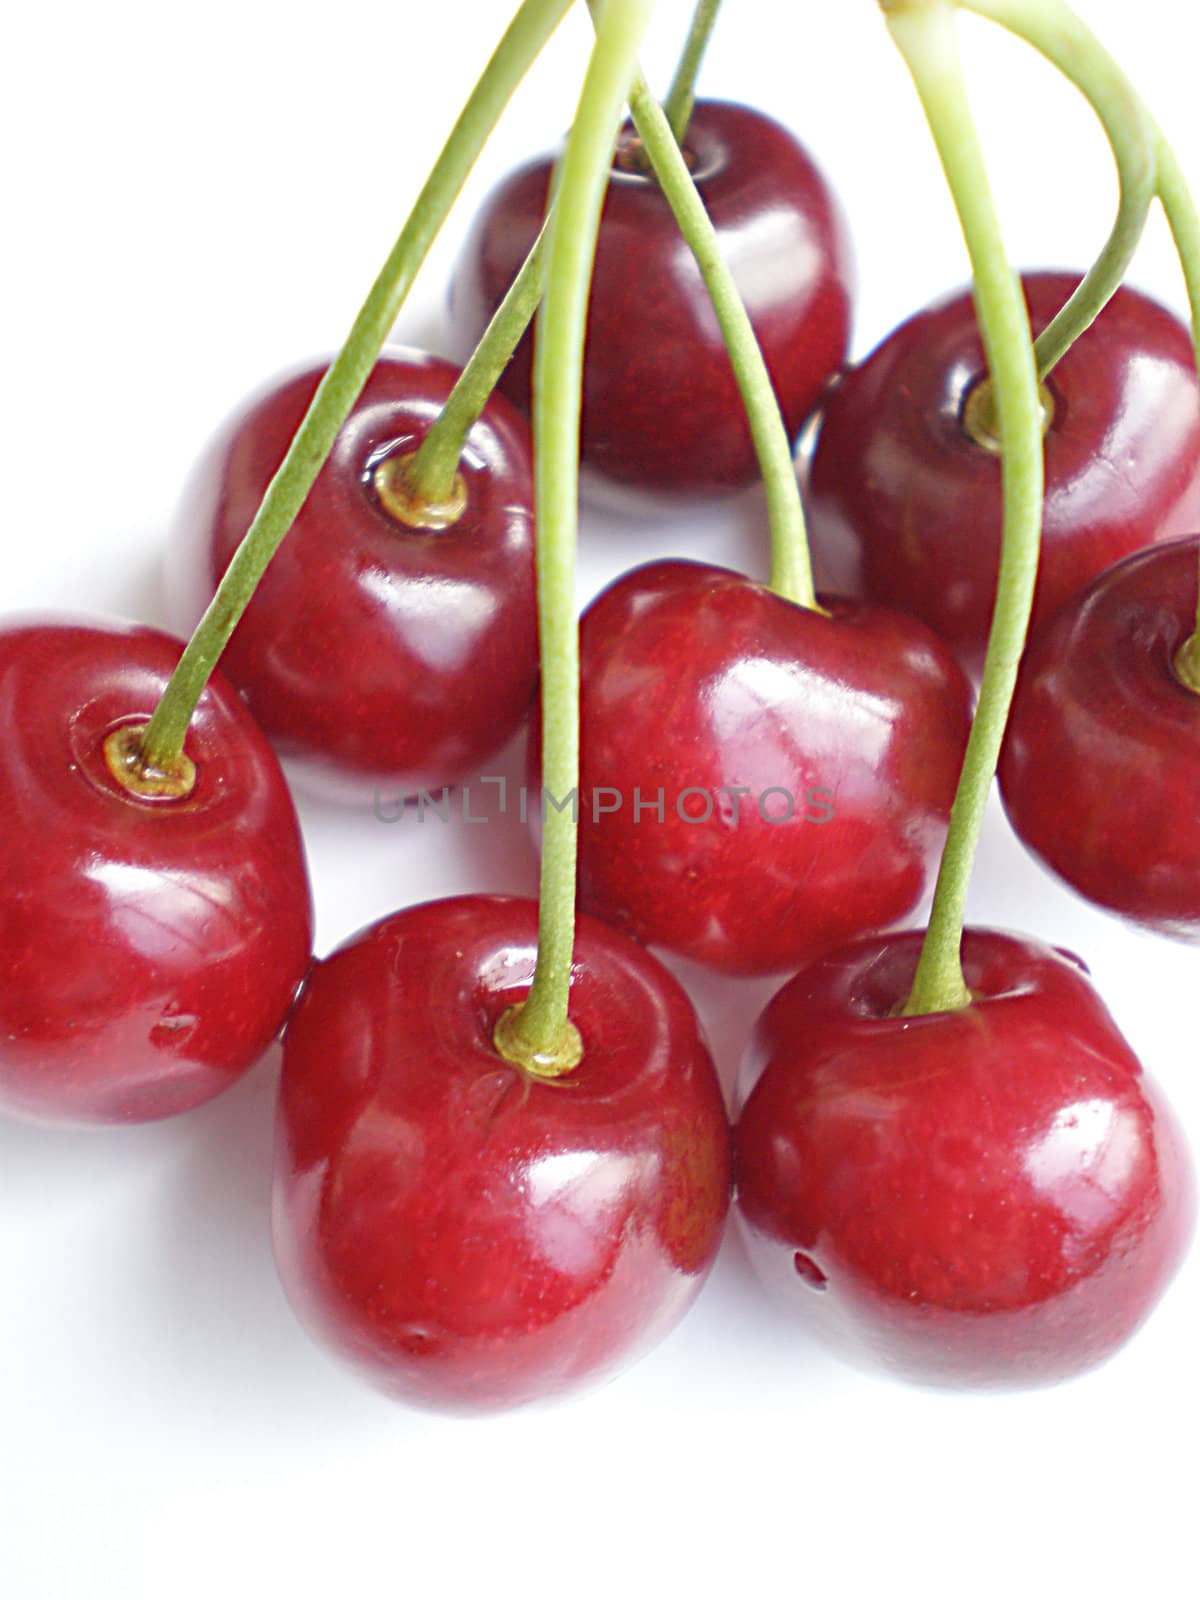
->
xmin=541 ymin=560 xmax=972 ymax=976
xmin=734 ymin=928 xmax=1195 ymax=1388
xmin=271 ymin=894 xmax=731 ymax=1413
xmin=806 ymin=272 xmax=1200 ymax=676
xmin=449 ymin=100 xmax=853 ymax=500
xmin=168 ymin=348 xmax=537 ymax=804
xmin=999 ymin=536 xmax=1200 ymax=938
xmin=0 ymin=618 xmax=313 ymax=1126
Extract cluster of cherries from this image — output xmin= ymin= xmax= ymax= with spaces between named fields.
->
xmin=2 ymin=0 xmax=1197 ymax=1413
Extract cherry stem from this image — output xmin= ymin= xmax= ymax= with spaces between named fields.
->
xmin=583 ymin=0 xmax=815 ymax=605
xmin=405 ymin=215 xmax=552 ymax=507
xmin=496 ymin=0 xmax=656 ymax=1073
xmin=662 ymin=0 xmax=723 ymax=146
xmin=622 ymin=72 xmax=819 ymax=608
xmin=1154 ymin=139 xmax=1200 ymax=676
xmin=883 ymin=0 xmax=1044 ymax=1019
xmin=958 ymin=0 xmax=1156 ymax=410
xmin=964 ymin=0 xmax=1200 ymax=685
xmin=136 ymin=0 xmax=574 ymax=775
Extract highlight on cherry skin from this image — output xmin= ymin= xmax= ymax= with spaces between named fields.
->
xmin=449 ymin=99 xmax=853 ymax=502
xmin=168 ymin=348 xmax=538 ymax=805
xmin=539 ymin=558 xmax=973 ymax=976
xmin=733 ymin=928 xmax=1195 ymax=1390
xmin=0 ymin=618 xmax=313 ymax=1126
xmin=999 ymin=535 xmax=1200 ymax=940
xmin=805 ymin=272 xmax=1200 ymax=677
xmin=271 ymin=895 xmax=732 ymax=1414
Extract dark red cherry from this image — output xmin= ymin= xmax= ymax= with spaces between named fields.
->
xmin=0 ymin=618 xmax=313 ymax=1126
xmin=449 ymin=100 xmax=853 ymax=500
xmin=271 ymin=895 xmax=731 ymax=1413
xmin=168 ymin=348 xmax=537 ymax=804
xmin=734 ymin=928 xmax=1195 ymax=1388
xmin=532 ymin=560 xmax=972 ymax=976
xmin=999 ymin=536 xmax=1200 ymax=938
xmin=806 ymin=273 xmax=1200 ymax=676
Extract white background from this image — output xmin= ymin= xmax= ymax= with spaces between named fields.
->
xmin=2 ymin=1 xmax=1197 ymax=1595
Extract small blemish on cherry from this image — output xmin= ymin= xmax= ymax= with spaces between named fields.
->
xmin=793 ymin=1252 xmax=828 ymax=1290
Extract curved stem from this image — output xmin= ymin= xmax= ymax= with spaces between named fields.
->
xmin=883 ymin=0 xmax=1044 ymax=1018
xmin=624 ymin=75 xmax=818 ymax=608
xmin=406 ymin=217 xmax=552 ymax=505
xmin=499 ymin=0 xmax=657 ymax=1069
xmin=662 ymin=0 xmax=723 ymax=145
xmin=1155 ymin=137 xmax=1200 ymax=675
xmin=138 ymin=0 xmax=574 ymax=774
xmin=959 ymin=0 xmax=1156 ymax=384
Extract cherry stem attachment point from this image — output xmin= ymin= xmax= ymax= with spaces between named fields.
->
xmin=961 ymin=373 xmax=1054 ymax=453
xmin=372 ymin=451 xmax=468 ymax=530
xmin=406 ymin=215 xmax=552 ymax=507
xmin=136 ymin=0 xmax=574 ymax=775
xmin=495 ymin=0 xmax=656 ymax=1074
xmin=884 ymin=0 xmax=1044 ymax=1019
xmin=104 ymin=721 xmax=196 ymax=801
xmin=494 ymin=1003 xmax=583 ymax=1079
xmin=1175 ymin=637 xmax=1200 ymax=695
xmin=662 ymin=0 xmax=723 ymax=146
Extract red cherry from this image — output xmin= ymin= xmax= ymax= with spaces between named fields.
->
xmin=0 ymin=618 xmax=313 ymax=1126
xmin=168 ymin=348 xmax=537 ymax=804
xmin=734 ymin=928 xmax=1195 ymax=1388
xmin=271 ymin=895 xmax=731 ymax=1413
xmin=542 ymin=560 xmax=972 ymax=976
xmin=449 ymin=101 xmax=852 ymax=499
xmin=999 ymin=536 xmax=1200 ymax=939
xmin=806 ymin=273 xmax=1200 ymax=676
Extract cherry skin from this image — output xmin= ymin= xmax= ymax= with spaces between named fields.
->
xmin=449 ymin=100 xmax=853 ymax=500
xmin=0 ymin=618 xmax=313 ymax=1126
xmin=806 ymin=272 xmax=1200 ymax=677
xmin=168 ymin=348 xmax=537 ymax=805
xmin=734 ymin=928 xmax=1195 ymax=1389
xmin=999 ymin=536 xmax=1200 ymax=939
xmin=537 ymin=560 xmax=973 ymax=977
xmin=271 ymin=894 xmax=731 ymax=1413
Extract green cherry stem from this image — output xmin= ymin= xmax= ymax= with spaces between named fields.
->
xmin=959 ymin=0 xmax=1200 ymax=682
xmin=623 ymin=72 xmax=818 ymax=608
xmin=1155 ymin=140 xmax=1200 ymax=685
xmin=958 ymin=0 xmax=1157 ymax=386
xmin=494 ymin=0 xmax=656 ymax=1075
xmin=136 ymin=0 xmax=574 ymax=778
xmin=662 ymin=0 xmax=724 ymax=145
xmin=882 ymin=0 xmax=1044 ymax=1019
xmin=404 ymin=216 xmax=552 ymax=507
